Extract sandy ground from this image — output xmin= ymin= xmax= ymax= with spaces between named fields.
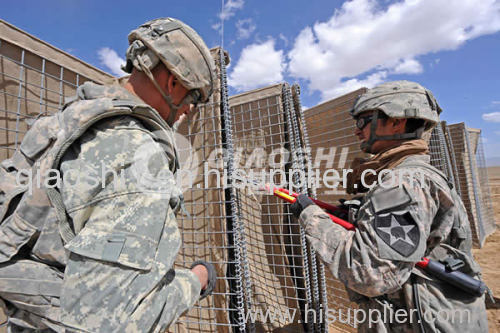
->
xmin=473 ymin=166 xmax=500 ymax=332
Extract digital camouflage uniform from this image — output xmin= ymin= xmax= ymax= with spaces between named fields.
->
xmin=0 ymin=17 xmax=216 ymax=332
xmin=298 ymin=81 xmax=489 ymax=332
xmin=299 ymin=155 xmax=488 ymax=332
xmin=0 ymin=82 xmax=201 ymax=332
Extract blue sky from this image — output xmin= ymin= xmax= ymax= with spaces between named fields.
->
xmin=3 ymin=0 xmax=500 ymax=165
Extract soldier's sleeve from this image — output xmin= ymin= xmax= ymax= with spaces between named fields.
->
xmin=58 ymin=116 xmax=201 ymax=332
xmin=298 ymin=168 xmax=437 ymax=297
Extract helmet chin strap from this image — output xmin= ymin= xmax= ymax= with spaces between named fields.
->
xmin=137 ymin=55 xmax=189 ymax=127
xmin=361 ymin=110 xmax=424 ymax=154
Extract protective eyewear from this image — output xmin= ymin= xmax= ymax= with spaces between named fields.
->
xmin=355 ymin=115 xmax=374 ymax=130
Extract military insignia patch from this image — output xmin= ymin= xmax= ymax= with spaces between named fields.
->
xmin=374 ymin=212 xmax=420 ymax=257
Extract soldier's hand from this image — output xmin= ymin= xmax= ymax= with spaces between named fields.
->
xmin=190 ymin=261 xmax=217 ymax=299
xmin=191 ymin=264 xmax=209 ymax=289
xmin=290 ymin=194 xmax=315 ymax=217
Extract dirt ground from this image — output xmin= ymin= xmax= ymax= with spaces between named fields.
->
xmin=473 ymin=166 xmax=500 ymax=332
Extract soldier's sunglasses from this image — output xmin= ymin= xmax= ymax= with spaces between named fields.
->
xmin=355 ymin=115 xmax=374 ymax=130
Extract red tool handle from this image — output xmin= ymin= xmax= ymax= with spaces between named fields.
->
xmin=271 ymin=187 xmax=485 ymax=296
xmin=274 ymin=187 xmax=343 ymax=213
xmin=271 ymin=188 xmax=355 ymax=230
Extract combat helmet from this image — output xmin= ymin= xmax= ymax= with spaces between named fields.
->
xmin=350 ymin=80 xmax=442 ymax=152
xmin=123 ymin=18 xmax=216 ymax=123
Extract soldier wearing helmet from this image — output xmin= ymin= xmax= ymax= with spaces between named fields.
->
xmin=0 ymin=18 xmax=217 ymax=332
xmin=291 ymin=81 xmax=488 ymax=332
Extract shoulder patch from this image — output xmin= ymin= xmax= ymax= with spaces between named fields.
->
xmin=374 ymin=212 xmax=420 ymax=257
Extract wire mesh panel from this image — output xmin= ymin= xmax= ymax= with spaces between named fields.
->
xmin=475 ymin=135 xmax=497 ymax=238
xmin=0 ymin=19 xmax=113 ymax=161
xmin=303 ymin=89 xmax=369 ymax=333
xmin=169 ymin=49 xmax=244 ymax=333
xmin=227 ymin=83 xmax=314 ymax=332
xmin=446 ymin=123 xmax=496 ymax=247
xmin=428 ymin=122 xmax=455 ymax=188
xmin=441 ymin=122 xmax=462 ymax=195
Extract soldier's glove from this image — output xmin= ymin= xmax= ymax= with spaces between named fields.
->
xmin=191 ymin=260 xmax=217 ymax=300
xmin=290 ymin=194 xmax=315 ymax=218
xmin=333 ymin=199 xmax=350 ymax=220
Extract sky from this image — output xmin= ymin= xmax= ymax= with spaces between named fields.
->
xmin=3 ymin=0 xmax=500 ymax=165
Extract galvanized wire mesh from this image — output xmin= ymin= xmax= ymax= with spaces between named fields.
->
xmin=227 ymin=83 xmax=314 ymax=332
xmin=303 ymin=89 xmax=369 ymax=333
xmin=474 ymin=135 xmax=497 ymax=237
xmin=170 ymin=48 xmax=252 ymax=333
xmin=0 ymin=39 xmax=96 ymax=160
xmin=446 ymin=123 xmax=496 ymax=247
xmin=173 ymin=52 xmax=330 ymax=332
xmin=428 ymin=122 xmax=456 ymax=189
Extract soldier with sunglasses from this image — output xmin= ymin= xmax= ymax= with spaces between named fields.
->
xmin=291 ymin=81 xmax=489 ymax=332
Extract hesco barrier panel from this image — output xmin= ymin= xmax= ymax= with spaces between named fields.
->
xmin=172 ymin=50 xmax=324 ymax=332
xmin=168 ymin=49 xmax=236 ymax=333
xmin=428 ymin=122 xmax=459 ymax=191
xmin=229 ymin=83 xmax=314 ymax=332
xmin=0 ymin=20 xmax=324 ymax=332
xmin=0 ymin=19 xmax=114 ymax=161
xmin=304 ymin=90 xmax=370 ymax=333
xmin=3 ymin=18 xmax=498 ymax=333
xmin=446 ymin=123 xmax=496 ymax=248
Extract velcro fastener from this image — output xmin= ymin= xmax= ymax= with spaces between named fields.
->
xmin=371 ymin=185 xmax=412 ymax=213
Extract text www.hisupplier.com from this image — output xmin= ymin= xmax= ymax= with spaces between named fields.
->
xmin=244 ymin=305 xmax=471 ymax=328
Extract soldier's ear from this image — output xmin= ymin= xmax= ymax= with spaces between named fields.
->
xmin=166 ymin=73 xmax=176 ymax=95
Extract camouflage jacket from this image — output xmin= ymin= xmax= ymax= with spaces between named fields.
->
xmin=0 ymin=82 xmax=201 ymax=332
xmin=299 ymin=155 xmax=488 ymax=332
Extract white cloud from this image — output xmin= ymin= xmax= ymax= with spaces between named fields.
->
xmin=228 ymin=39 xmax=285 ymax=91
xmin=288 ymin=0 xmax=500 ymax=100
xmin=495 ymin=131 xmax=500 ymax=135
xmin=213 ymin=0 xmax=245 ymax=33
xmin=482 ymin=112 xmax=500 ymax=123
xmin=97 ymin=47 xmax=126 ymax=77
xmin=212 ymin=22 xmax=222 ymax=32
xmin=219 ymin=0 xmax=244 ymax=20
xmin=279 ymin=33 xmax=289 ymax=47
xmin=236 ymin=18 xmax=256 ymax=39
xmin=324 ymin=71 xmax=388 ymax=97
xmin=492 ymin=101 xmax=500 ymax=105
xmin=392 ymin=58 xmax=423 ymax=74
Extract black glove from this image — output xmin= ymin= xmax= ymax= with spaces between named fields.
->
xmin=191 ymin=260 xmax=217 ymax=300
xmin=289 ymin=194 xmax=315 ymax=217
xmin=334 ymin=198 xmax=361 ymax=222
